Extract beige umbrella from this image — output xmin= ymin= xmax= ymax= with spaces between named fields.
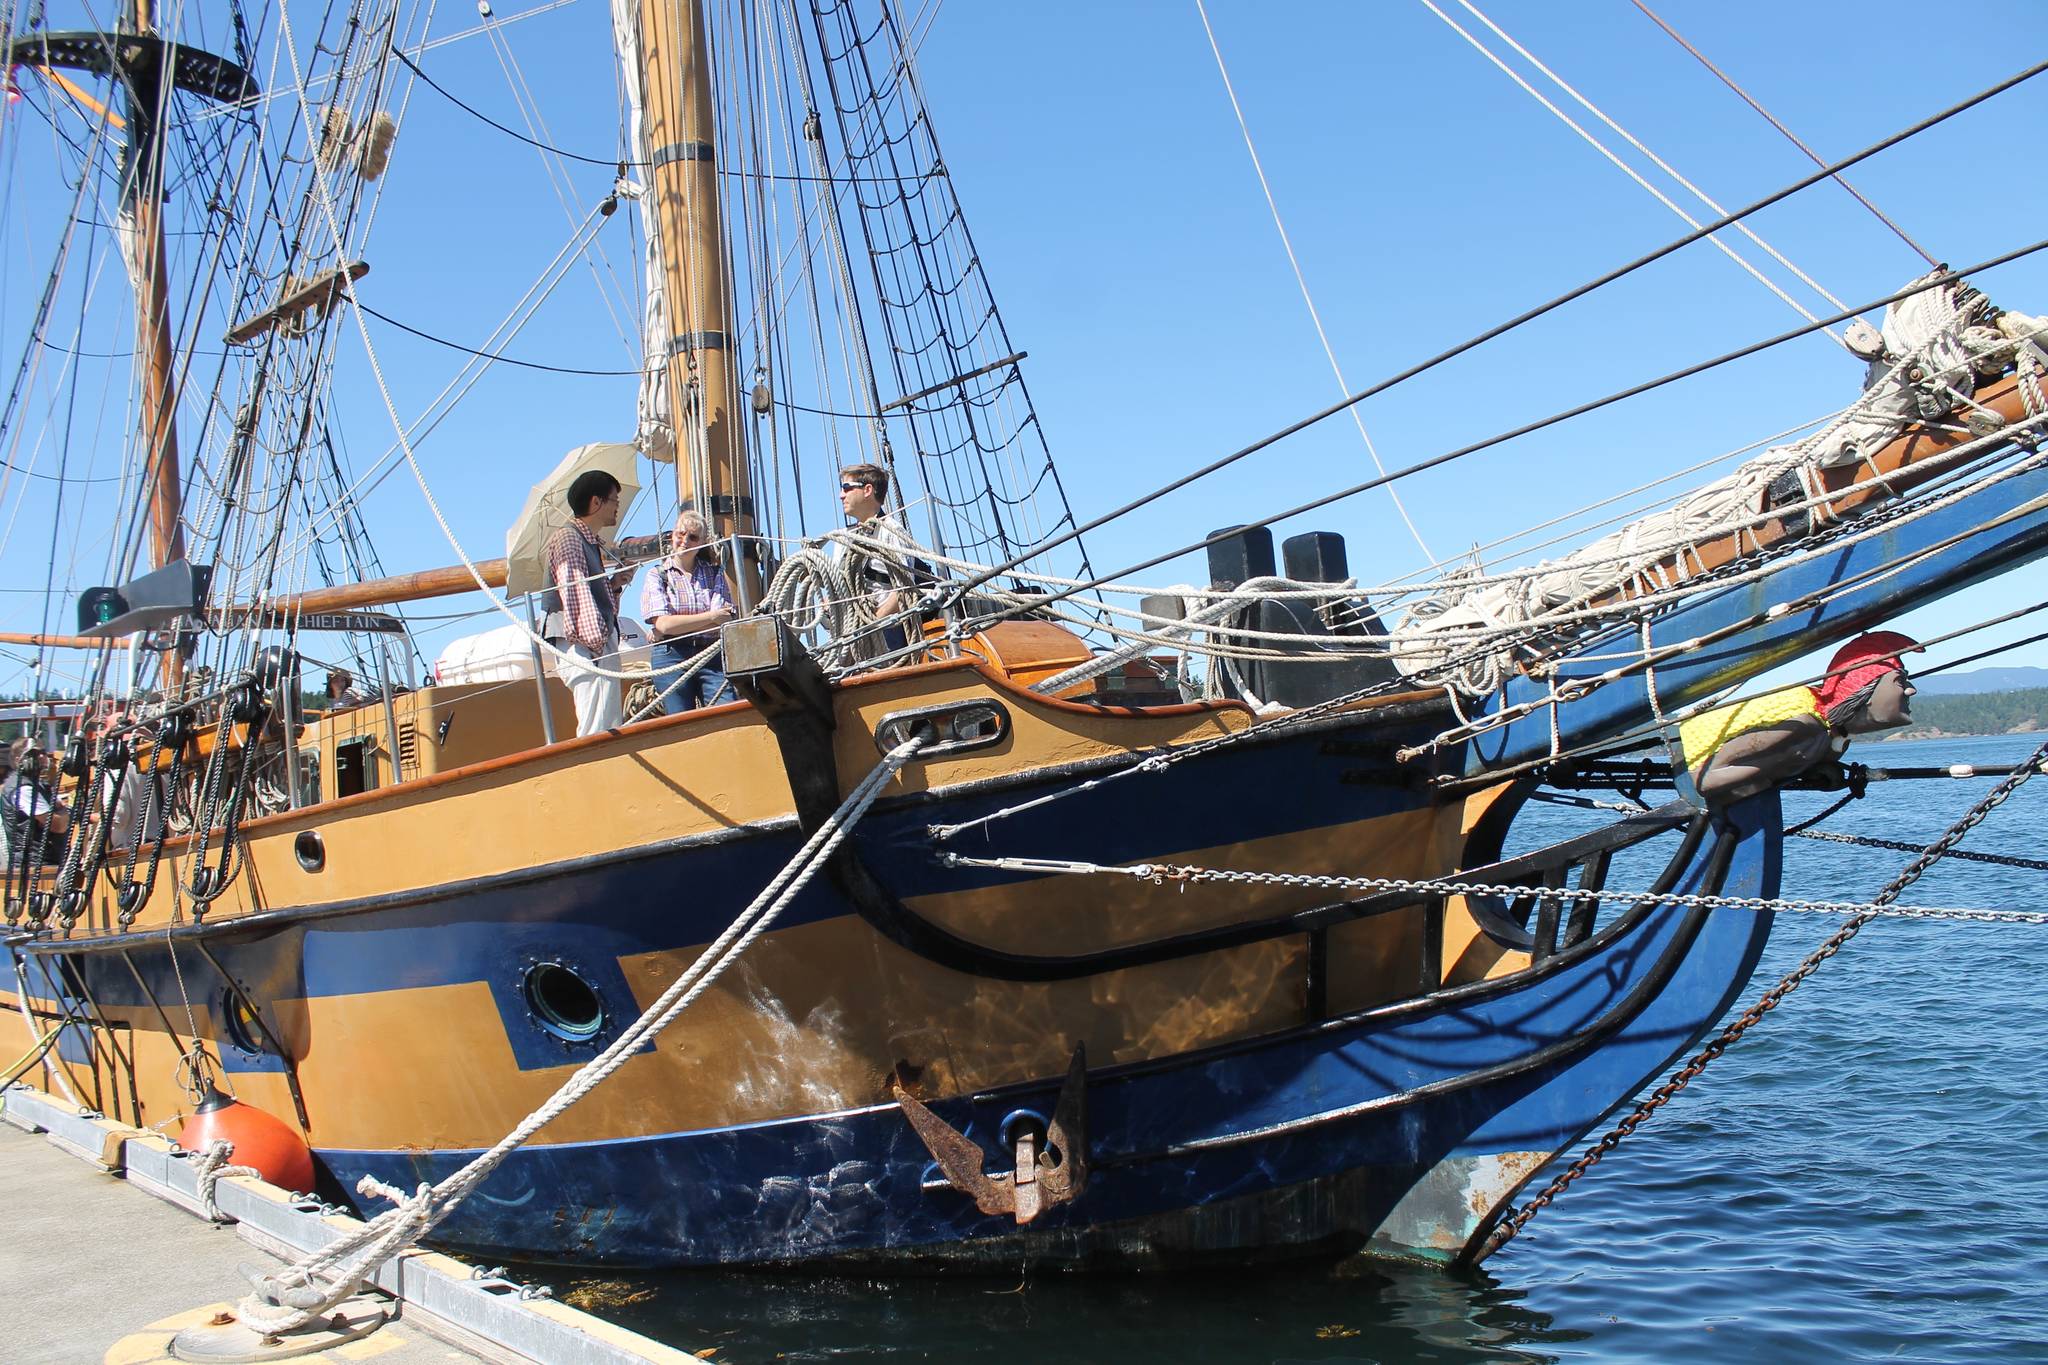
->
xmin=503 ymin=442 xmax=643 ymax=597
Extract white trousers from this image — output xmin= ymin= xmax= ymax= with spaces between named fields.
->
xmin=559 ymin=643 xmax=622 ymax=737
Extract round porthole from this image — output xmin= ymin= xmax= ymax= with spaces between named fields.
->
xmin=221 ymin=990 xmax=267 ymax=1056
xmin=523 ymin=963 xmax=605 ymax=1043
xmin=294 ymin=830 xmax=326 ymax=872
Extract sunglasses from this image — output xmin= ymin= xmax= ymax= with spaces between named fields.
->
xmin=839 ymin=482 xmax=870 ymax=493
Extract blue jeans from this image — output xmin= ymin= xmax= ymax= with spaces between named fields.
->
xmin=652 ymin=640 xmax=732 ymax=715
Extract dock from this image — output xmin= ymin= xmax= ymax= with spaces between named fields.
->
xmin=1 ymin=1084 xmax=700 ymax=1364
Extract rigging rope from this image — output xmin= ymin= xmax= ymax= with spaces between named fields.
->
xmin=952 ymin=245 xmax=2048 ymax=634
xmin=1627 ymin=0 xmax=1938 ymax=269
xmin=236 ymin=734 xmax=926 ymax=1336
xmin=1398 ymin=437 xmax=2048 ymax=757
xmin=1427 ymin=0 xmax=1850 ymax=340
xmin=932 ymin=60 xmax=2048 ymax=611
xmin=1531 ymin=786 xmax=2048 ymax=873
xmin=1193 ymin=0 xmax=1436 ymax=560
xmin=355 ymin=303 xmax=642 ymax=376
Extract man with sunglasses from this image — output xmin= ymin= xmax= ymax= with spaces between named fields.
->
xmin=835 ymin=463 xmax=919 ymax=659
xmin=1679 ymin=630 xmax=1920 ymax=804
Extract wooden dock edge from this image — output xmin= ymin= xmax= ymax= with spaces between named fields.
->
xmin=0 ymin=1082 xmax=703 ymax=1364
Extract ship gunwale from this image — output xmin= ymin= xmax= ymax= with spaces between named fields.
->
xmin=20 ymin=792 xmax=1721 ymax=1088
xmin=147 ymin=657 xmax=1446 ymax=850
xmin=30 ymin=664 xmax=1458 ymax=945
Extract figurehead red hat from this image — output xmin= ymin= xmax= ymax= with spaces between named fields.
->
xmin=1814 ymin=630 xmax=1921 ymax=715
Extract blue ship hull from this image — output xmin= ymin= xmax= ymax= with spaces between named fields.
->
xmin=306 ymin=796 xmax=1777 ymax=1270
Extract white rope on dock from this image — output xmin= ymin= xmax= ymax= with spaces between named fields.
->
xmin=237 ymin=735 xmax=926 ymax=1336
xmin=192 ymin=1139 xmax=262 ymax=1223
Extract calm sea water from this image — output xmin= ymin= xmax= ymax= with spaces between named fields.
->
xmin=544 ymin=734 xmax=2048 ymax=1363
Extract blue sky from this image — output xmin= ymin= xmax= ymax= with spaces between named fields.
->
xmin=3 ymin=0 xmax=2046 ymax=698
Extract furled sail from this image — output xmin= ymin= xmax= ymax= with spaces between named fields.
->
xmin=611 ymin=0 xmax=676 ymax=464
xmin=1396 ymin=278 xmax=2048 ymax=696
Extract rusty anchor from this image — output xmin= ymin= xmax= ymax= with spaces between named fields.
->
xmin=893 ymin=1044 xmax=1087 ymax=1225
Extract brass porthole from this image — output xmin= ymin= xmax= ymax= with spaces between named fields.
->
xmin=523 ymin=963 xmax=606 ymax=1043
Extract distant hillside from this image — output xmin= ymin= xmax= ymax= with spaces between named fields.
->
xmin=1913 ymin=665 xmax=2048 ymax=696
xmin=1886 ymin=686 xmax=2048 ymax=740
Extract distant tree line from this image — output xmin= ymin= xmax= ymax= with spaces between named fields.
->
xmin=1891 ymin=687 xmax=2048 ymax=738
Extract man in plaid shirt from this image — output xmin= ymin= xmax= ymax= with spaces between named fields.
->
xmin=541 ymin=470 xmax=633 ymax=736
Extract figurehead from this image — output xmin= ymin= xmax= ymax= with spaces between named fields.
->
xmin=1679 ymin=629 xmax=1922 ymax=805
xmin=1814 ymin=630 xmax=1921 ymax=734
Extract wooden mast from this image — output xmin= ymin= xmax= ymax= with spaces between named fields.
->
xmin=637 ymin=0 xmax=762 ymax=606
xmin=125 ymin=0 xmax=189 ymax=691
xmin=29 ymin=16 xmax=254 ymax=690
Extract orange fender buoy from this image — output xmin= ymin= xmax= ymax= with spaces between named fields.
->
xmin=177 ymin=1084 xmax=316 ymax=1194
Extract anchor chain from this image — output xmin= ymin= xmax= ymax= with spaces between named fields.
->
xmin=1476 ymin=733 xmax=2048 ymax=1261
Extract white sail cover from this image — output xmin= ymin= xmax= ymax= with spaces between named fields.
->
xmin=1396 ymin=277 xmax=2042 ymax=694
xmin=611 ymin=0 xmax=676 ymax=464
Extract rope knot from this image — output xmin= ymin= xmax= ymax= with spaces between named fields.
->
xmin=194 ymin=1138 xmax=261 ymax=1222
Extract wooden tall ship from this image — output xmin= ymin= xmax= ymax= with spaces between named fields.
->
xmin=5 ymin=0 xmax=2047 ymax=1272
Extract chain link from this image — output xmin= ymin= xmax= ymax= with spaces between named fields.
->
xmin=1476 ymin=734 xmax=2048 ymax=1260
xmin=1789 ymin=825 xmax=2048 ymax=872
xmin=1533 ymin=786 xmax=2048 ymax=872
xmin=936 ymin=853 xmax=2048 ymax=926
